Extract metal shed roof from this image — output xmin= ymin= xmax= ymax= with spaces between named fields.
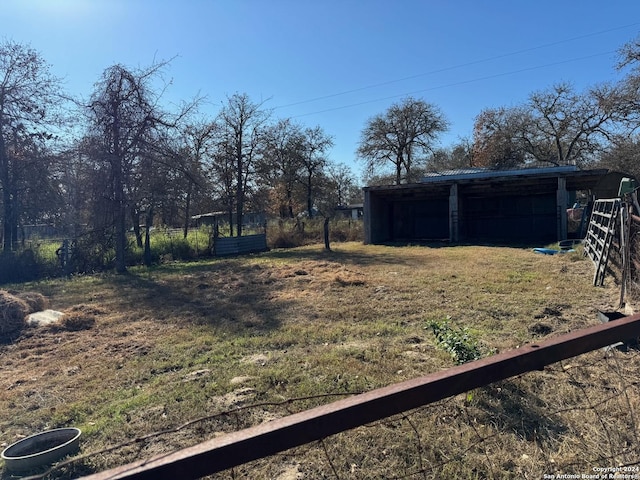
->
xmin=364 ymin=167 xmax=611 ymax=197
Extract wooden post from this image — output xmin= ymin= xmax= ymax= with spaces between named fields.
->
xmin=449 ymin=183 xmax=459 ymax=242
xmin=323 ymin=217 xmax=331 ymax=251
xmin=557 ymin=177 xmax=568 ymax=241
xmin=363 ymin=189 xmax=371 ymax=244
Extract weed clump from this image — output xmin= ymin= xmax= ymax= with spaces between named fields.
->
xmin=0 ymin=290 xmax=30 ymax=335
xmin=427 ymin=318 xmax=482 ymax=365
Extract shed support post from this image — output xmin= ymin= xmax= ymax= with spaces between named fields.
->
xmin=557 ymin=177 xmax=568 ymax=241
xmin=449 ymin=183 xmax=459 ymax=242
xmin=363 ymin=189 xmax=372 ymax=244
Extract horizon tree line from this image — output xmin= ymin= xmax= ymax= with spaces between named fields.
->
xmin=0 ymin=41 xmax=361 ymax=272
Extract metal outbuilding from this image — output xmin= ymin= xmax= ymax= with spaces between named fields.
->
xmin=363 ymin=166 xmax=626 ymax=245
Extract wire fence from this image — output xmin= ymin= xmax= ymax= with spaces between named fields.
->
xmin=0 ymin=219 xmax=364 ymax=284
xmin=31 ymin=328 xmax=640 ymax=480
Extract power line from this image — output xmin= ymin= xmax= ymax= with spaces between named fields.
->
xmin=274 ymin=22 xmax=638 ymax=111
xmin=291 ymin=50 xmax=617 ymax=118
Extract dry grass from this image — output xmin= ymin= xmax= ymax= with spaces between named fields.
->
xmin=13 ymin=291 xmax=50 ymax=314
xmin=0 ymin=290 xmax=29 ymax=337
xmin=57 ymin=308 xmax=97 ymax=332
xmin=0 ymin=242 xmax=636 ymax=479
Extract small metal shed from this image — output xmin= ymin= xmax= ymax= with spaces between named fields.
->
xmin=363 ymin=166 xmax=616 ymax=245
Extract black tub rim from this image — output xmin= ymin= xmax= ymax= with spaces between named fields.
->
xmin=1 ymin=427 xmax=81 ymax=472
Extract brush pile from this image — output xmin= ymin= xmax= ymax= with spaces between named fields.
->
xmin=0 ymin=290 xmax=30 ymax=336
xmin=15 ymin=291 xmax=50 ymax=313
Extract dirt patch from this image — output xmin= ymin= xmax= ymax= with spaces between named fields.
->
xmin=241 ymin=353 xmax=271 ymax=366
xmin=183 ymin=369 xmax=211 ymax=382
xmin=230 ymin=375 xmax=254 ymax=385
xmin=528 ymin=321 xmax=554 ymax=336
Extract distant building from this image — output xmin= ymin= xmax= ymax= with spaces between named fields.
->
xmin=21 ymin=224 xmax=59 ymax=240
xmin=191 ymin=211 xmax=266 ymax=229
xmin=335 ymin=203 xmax=363 ymax=220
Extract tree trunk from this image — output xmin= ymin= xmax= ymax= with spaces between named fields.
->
xmin=307 ymin=175 xmax=313 ymax=218
xmin=0 ymin=135 xmax=13 ymax=254
xmin=131 ymin=209 xmax=143 ymax=248
xmin=2 ymin=189 xmax=12 ymax=254
xmin=183 ymin=180 xmax=192 ymax=239
xmin=323 ymin=216 xmax=331 ymax=251
xmin=113 ymin=155 xmax=127 ymax=274
xmin=10 ymin=197 xmax=18 ymax=249
xmin=235 ymin=132 xmax=244 ymax=237
xmin=144 ymin=206 xmax=154 ymax=266
xmin=236 ymin=186 xmax=243 ymax=237
xmin=227 ymin=204 xmax=234 ymax=237
xmin=287 ymin=189 xmax=294 ymax=218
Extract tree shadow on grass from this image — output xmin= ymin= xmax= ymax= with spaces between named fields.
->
xmin=263 ymin=244 xmax=416 ymax=268
xmin=108 ymin=262 xmax=290 ymax=335
xmin=472 ymin=379 xmax=567 ymax=446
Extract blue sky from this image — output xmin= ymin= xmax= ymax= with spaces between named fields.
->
xmin=2 ymin=0 xmax=640 ymax=180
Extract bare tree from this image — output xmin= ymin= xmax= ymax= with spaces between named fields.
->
xmin=598 ymin=134 xmax=640 ymax=180
xmin=472 ymin=84 xmax=616 ymax=168
xmin=85 ymin=62 xmax=192 ymax=272
xmin=428 ymin=138 xmax=474 ymax=172
xmin=217 ymin=93 xmax=269 ymax=236
xmin=357 ymin=97 xmax=448 ymax=185
xmin=177 ymin=121 xmax=217 ymax=237
xmin=300 ymin=126 xmax=333 ymax=218
xmin=472 ymin=107 xmax=528 ymax=169
xmin=209 ymin=130 xmax=237 ymax=234
xmin=325 ymin=162 xmax=358 ymax=207
xmin=258 ymin=118 xmax=305 ymax=218
xmin=524 ymin=83 xmax=613 ymax=166
xmin=614 ymin=35 xmax=640 ymax=133
xmin=0 ymin=41 xmax=64 ymax=253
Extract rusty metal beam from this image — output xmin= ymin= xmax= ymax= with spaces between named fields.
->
xmin=83 ymin=313 xmax=640 ymax=480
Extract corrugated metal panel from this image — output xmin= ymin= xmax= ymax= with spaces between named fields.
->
xmin=421 ymin=165 xmax=578 ymax=183
xmin=214 ymin=234 xmax=268 ymax=256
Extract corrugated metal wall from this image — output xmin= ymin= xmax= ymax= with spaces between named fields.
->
xmin=392 ymin=199 xmax=449 ymax=240
xmin=213 ymin=234 xmax=268 ymax=256
xmin=462 ymin=193 xmax=557 ymax=243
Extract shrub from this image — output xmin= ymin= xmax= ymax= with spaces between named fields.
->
xmin=266 ymin=218 xmax=363 ymax=249
xmin=267 ymin=223 xmax=302 ymax=249
xmin=70 ymin=231 xmax=116 ymax=273
xmin=427 ymin=318 xmax=482 ymax=365
xmin=0 ymin=250 xmax=44 ymax=284
xmin=330 ymin=219 xmax=364 ymax=242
